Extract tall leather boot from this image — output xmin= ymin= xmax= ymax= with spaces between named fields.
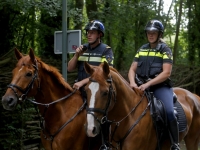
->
xmin=168 ymin=119 xmax=180 ymax=150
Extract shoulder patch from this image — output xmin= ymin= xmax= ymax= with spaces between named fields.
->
xmin=106 ymin=46 xmax=111 ymax=48
xmin=166 ymin=51 xmax=173 ymax=59
xmin=106 ymin=55 xmax=113 ymax=64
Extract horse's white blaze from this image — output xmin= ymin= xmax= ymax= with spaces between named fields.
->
xmin=87 ymin=82 xmax=99 ymax=137
xmin=18 ymin=66 xmax=24 ymax=72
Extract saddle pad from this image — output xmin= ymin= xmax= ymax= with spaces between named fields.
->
xmin=174 ymin=100 xmax=187 ymax=132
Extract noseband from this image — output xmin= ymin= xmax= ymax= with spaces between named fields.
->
xmin=86 ymin=76 xmax=116 ymax=124
xmin=86 ymin=75 xmax=151 ymax=149
xmin=7 ymin=60 xmax=40 ymax=101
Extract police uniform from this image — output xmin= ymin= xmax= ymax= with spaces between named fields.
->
xmin=135 ymin=42 xmax=172 ymax=80
xmin=77 ymin=43 xmax=114 ymax=148
xmin=134 ymin=42 xmax=176 ymax=122
xmin=77 ymin=43 xmax=114 ymax=81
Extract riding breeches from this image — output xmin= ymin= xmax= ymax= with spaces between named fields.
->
xmin=151 ymin=85 xmax=176 ymax=121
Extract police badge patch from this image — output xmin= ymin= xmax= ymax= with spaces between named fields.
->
xmin=166 ymin=51 xmax=173 ymax=59
xmin=106 ymin=55 xmax=113 ymax=64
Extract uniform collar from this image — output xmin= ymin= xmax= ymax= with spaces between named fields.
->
xmin=88 ymin=43 xmax=101 ymax=50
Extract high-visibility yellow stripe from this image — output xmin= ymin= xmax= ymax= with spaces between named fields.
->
xmin=136 ymin=50 xmax=173 ymax=60
xmin=78 ymin=56 xmax=89 ymax=61
xmin=78 ymin=56 xmax=114 ymax=64
xmin=102 ymin=58 xmax=114 ymax=64
xmin=89 ymin=57 xmax=102 ymax=62
xmin=101 ymin=58 xmax=107 ymax=62
xmin=78 ymin=56 xmax=102 ymax=62
xmin=138 ymin=51 xmax=163 ymax=57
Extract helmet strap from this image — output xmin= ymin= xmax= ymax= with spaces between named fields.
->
xmin=88 ymin=32 xmax=102 ymax=46
xmin=90 ymin=36 xmax=102 ymax=47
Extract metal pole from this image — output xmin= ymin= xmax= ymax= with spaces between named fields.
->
xmin=62 ymin=0 xmax=67 ymax=81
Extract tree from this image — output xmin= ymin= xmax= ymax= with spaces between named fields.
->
xmin=173 ymin=0 xmax=183 ymax=64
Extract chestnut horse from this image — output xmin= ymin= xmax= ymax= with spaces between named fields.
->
xmin=1 ymin=48 xmax=101 ymax=150
xmin=84 ymin=61 xmax=200 ymax=150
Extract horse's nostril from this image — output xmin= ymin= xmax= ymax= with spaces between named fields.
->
xmin=92 ymin=127 xmax=97 ymax=134
xmin=8 ymin=97 xmax=14 ymax=105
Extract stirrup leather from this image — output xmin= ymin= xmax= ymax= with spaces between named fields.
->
xmin=170 ymin=143 xmax=180 ymax=150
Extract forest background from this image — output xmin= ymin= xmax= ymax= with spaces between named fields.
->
xmin=0 ymin=0 xmax=200 ymax=149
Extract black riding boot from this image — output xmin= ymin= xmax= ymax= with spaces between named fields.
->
xmin=168 ymin=119 xmax=180 ymax=150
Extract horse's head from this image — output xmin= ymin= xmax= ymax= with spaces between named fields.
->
xmin=84 ymin=61 xmax=116 ymax=137
xmin=2 ymin=48 xmax=40 ymax=110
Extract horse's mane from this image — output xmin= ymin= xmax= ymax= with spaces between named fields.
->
xmin=37 ymin=58 xmax=73 ymax=92
xmin=109 ymin=67 xmax=142 ymax=95
xmin=109 ymin=67 xmax=130 ymax=86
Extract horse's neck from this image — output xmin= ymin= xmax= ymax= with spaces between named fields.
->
xmin=36 ymin=71 xmax=71 ymax=102
xmin=110 ymin=73 xmax=141 ymax=117
xmin=34 ymin=71 xmax=77 ymax=115
xmin=34 ymin=73 xmax=84 ymax=129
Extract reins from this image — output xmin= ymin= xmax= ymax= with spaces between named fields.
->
xmin=86 ymin=76 xmax=116 ymax=117
xmin=27 ymin=89 xmax=77 ymax=106
xmin=111 ymin=96 xmax=151 ymax=146
xmin=86 ymin=74 xmax=151 ymax=149
xmin=41 ymin=100 xmax=86 ymax=141
xmin=7 ymin=63 xmax=40 ymax=101
xmin=7 ymin=60 xmax=86 ymax=146
xmin=27 ymin=89 xmax=83 ymax=142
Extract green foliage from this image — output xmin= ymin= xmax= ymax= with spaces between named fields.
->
xmin=1 ymin=0 xmax=200 ymax=149
xmin=0 ymin=0 xmax=61 ymax=16
xmin=0 ymin=102 xmax=38 ymax=149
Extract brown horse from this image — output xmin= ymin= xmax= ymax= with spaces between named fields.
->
xmin=1 ymin=48 xmax=101 ymax=150
xmin=84 ymin=61 xmax=200 ymax=150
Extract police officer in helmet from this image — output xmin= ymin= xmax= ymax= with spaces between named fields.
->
xmin=67 ymin=20 xmax=114 ymax=149
xmin=128 ymin=19 xmax=180 ymax=150
xmin=68 ymin=20 xmax=114 ymax=89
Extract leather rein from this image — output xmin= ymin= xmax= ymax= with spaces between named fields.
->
xmin=86 ymin=75 xmax=151 ymax=149
xmin=7 ymin=60 xmax=86 ymax=143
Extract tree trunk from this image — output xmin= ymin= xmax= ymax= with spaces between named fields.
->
xmin=74 ymin=0 xmax=84 ymax=30
xmin=173 ymin=0 xmax=183 ymax=64
xmin=85 ymin=0 xmax=97 ymax=20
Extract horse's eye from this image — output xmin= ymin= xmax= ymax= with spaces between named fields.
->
xmin=26 ymin=72 xmax=32 ymax=77
xmin=103 ymin=91 xmax=108 ymax=96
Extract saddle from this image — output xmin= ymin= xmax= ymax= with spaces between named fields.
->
xmin=145 ymin=91 xmax=187 ymax=149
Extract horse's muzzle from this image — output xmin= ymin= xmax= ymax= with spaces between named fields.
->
xmin=2 ymin=94 xmax=18 ymax=111
xmin=84 ymin=122 xmax=100 ymax=137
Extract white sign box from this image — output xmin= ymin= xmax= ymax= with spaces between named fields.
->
xmin=54 ymin=30 xmax=81 ymax=54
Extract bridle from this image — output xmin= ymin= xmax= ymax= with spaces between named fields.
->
xmin=86 ymin=75 xmax=116 ymax=149
xmin=86 ymin=75 xmax=116 ymax=124
xmin=86 ymin=75 xmax=151 ymax=149
xmin=7 ymin=60 xmax=40 ymax=101
xmin=6 ymin=60 xmax=86 ymax=146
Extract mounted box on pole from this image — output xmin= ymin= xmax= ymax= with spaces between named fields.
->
xmin=54 ymin=30 xmax=81 ymax=54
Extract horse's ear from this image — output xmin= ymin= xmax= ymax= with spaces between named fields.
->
xmin=84 ymin=62 xmax=94 ymax=75
xmin=29 ymin=48 xmax=36 ymax=64
xmin=102 ymin=61 xmax=110 ymax=76
xmin=14 ymin=48 xmax=23 ymax=60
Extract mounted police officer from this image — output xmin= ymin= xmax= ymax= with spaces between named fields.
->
xmin=67 ymin=20 xmax=114 ymax=149
xmin=68 ymin=20 xmax=114 ymax=91
xmin=128 ymin=19 xmax=180 ymax=150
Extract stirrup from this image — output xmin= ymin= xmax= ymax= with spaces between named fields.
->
xmin=170 ymin=143 xmax=180 ymax=150
xmin=99 ymin=144 xmax=111 ymax=150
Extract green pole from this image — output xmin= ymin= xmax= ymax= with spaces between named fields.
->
xmin=62 ymin=0 xmax=67 ymax=81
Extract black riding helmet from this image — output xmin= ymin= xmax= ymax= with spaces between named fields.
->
xmin=145 ymin=20 xmax=164 ymax=43
xmin=84 ymin=20 xmax=105 ymax=37
xmin=144 ymin=19 xmax=164 ymax=33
